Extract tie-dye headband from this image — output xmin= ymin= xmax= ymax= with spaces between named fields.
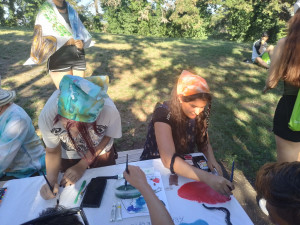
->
xmin=58 ymin=75 xmax=109 ymax=123
xmin=177 ymin=70 xmax=210 ymax=96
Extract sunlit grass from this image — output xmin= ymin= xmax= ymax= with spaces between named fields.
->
xmin=0 ymin=27 xmax=281 ymax=182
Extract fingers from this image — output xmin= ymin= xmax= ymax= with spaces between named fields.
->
xmin=123 ymin=165 xmax=147 ymax=190
xmin=74 ymin=40 xmax=83 ymax=49
xmin=40 ymin=184 xmax=56 ymax=200
xmin=60 ymin=170 xmax=78 ymax=187
xmin=123 ymin=170 xmax=129 ymax=180
xmin=60 ymin=174 xmax=76 ymax=187
xmin=209 ymin=175 xmax=234 ymax=197
xmin=222 ymin=185 xmax=232 ymax=197
xmin=53 ymin=183 xmax=59 ymax=195
xmin=215 ymin=164 xmax=223 ymax=176
xmin=210 ymin=163 xmax=223 ymax=176
xmin=66 ymin=38 xmax=75 ymax=46
xmin=223 ymin=180 xmax=234 ymax=197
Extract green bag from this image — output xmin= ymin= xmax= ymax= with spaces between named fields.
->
xmin=288 ymin=90 xmax=300 ymax=131
xmin=261 ymin=52 xmax=271 ymax=65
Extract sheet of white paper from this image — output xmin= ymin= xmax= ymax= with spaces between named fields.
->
xmin=115 ymin=170 xmax=169 ymax=219
xmin=0 ymin=159 xmax=254 ymax=225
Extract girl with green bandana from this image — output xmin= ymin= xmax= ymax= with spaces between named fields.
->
xmin=38 ymin=75 xmax=121 ymax=200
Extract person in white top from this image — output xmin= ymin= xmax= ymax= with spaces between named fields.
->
xmin=0 ymin=87 xmax=45 ymax=180
xmin=38 ymin=75 xmax=122 ymax=200
xmin=24 ymin=0 xmax=93 ymax=89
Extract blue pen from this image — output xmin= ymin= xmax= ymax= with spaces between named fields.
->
xmin=230 ymin=160 xmax=235 ymax=182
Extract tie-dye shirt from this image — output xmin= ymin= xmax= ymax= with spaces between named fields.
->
xmin=0 ymin=104 xmax=45 ymax=178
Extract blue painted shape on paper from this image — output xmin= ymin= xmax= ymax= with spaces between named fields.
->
xmin=179 ymin=219 xmax=209 ymax=225
xmin=136 ymin=196 xmax=146 ymax=206
xmin=127 ymin=196 xmax=146 ymax=213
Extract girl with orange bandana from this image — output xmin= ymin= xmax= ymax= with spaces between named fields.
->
xmin=140 ymin=70 xmax=234 ymax=197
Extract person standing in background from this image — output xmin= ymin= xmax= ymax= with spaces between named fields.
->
xmin=263 ymin=4 xmax=300 ymax=162
xmin=24 ymin=0 xmax=93 ymax=89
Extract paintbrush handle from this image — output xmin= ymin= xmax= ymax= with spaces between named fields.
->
xmin=97 ymin=175 xmax=119 ymax=179
xmin=125 ymin=154 xmax=129 ymax=174
xmin=41 ymin=171 xmax=54 ymax=193
xmin=230 ymin=160 xmax=235 ymax=182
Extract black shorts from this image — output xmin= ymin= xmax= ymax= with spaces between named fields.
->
xmin=47 ymin=45 xmax=86 ymax=72
xmin=273 ymin=95 xmax=300 ymax=142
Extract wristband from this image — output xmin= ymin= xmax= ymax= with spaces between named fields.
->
xmin=170 ymin=153 xmax=180 ymax=174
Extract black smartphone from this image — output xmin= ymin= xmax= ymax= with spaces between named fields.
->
xmin=80 ymin=178 xmax=107 ymax=208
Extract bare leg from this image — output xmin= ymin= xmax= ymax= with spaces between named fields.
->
xmin=255 ymin=57 xmax=269 ymax=69
xmin=267 ymin=45 xmax=274 ymax=59
xmin=275 ymin=135 xmax=300 ymax=162
xmin=49 ymin=70 xmax=73 ymax=89
xmin=49 ymin=69 xmax=85 ymax=89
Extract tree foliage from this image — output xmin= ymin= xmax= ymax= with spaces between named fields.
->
xmin=0 ymin=0 xmax=88 ymax=27
xmin=211 ymin=0 xmax=294 ymax=42
xmin=0 ymin=0 xmax=297 ymax=42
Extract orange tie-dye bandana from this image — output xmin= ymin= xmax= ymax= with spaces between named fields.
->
xmin=177 ymin=70 xmax=210 ymax=96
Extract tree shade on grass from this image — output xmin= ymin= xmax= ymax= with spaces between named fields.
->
xmin=0 ymin=27 xmax=280 ymax=185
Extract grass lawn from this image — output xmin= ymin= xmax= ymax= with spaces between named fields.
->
xmin=0 ymin=27 xmax=282 ymax=185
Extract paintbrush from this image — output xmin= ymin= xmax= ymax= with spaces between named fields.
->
xmin=41 ymin=170 xmax=54 ymax=195
xmin=55 ymin=192 xmax=61 ymax=209
xmin=124 ymin=154 xmax=129 ymax=190
xmin=230 ymin=160 xmax=235 ymax=182
xmin=226 ymin=160 xmax=235 ymax=193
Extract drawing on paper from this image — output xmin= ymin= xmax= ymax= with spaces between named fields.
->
xmin=179 ymin=219 xmax=209 ymax=225
xmin=115 ymin=169 xmax=169 ymax=219
xmin=178 ymin=181 xmax=231 ymax=204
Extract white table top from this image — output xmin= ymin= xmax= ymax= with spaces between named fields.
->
xmin=0 ymin=159 xmax=253 ymax=225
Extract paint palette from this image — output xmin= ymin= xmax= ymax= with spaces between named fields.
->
xmin=115 ymin=183 xmax=141 ymax=199
xmin=185 ymin=153 xmax=210 ymax=172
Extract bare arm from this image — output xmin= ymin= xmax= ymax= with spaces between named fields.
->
xmin=154 ymin=122 xmax=233 ymax=196
xmin=61 ymin=136 xmax=112 ymax=186
xmin=264 ymin=37 xmax=286 ymax=93
xmin=202 ymin=136 xmax=223 ymax=176
xmin=84 ymin=136 xmax=111 ymax=162
xmin=259 ymin=39 xmax=266 ymax=54
xmin=123 ymin=166 xmax=174 ymax=225
xmin=40 ymin=145 xmax=61 ymax=200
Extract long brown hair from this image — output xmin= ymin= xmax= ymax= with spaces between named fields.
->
xmin=269 ymin=10 xmax=300 ymax=88
xmin=169 ymin=84 xmax=212 ymax=155
xmin=255 ymin=162 xmax=300 ymax=225
xmin=54 ymin=114 xmax=100 ymax=158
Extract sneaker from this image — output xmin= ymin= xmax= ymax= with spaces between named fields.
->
xmin=258 ymin=198 xmax=269 ymax=216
